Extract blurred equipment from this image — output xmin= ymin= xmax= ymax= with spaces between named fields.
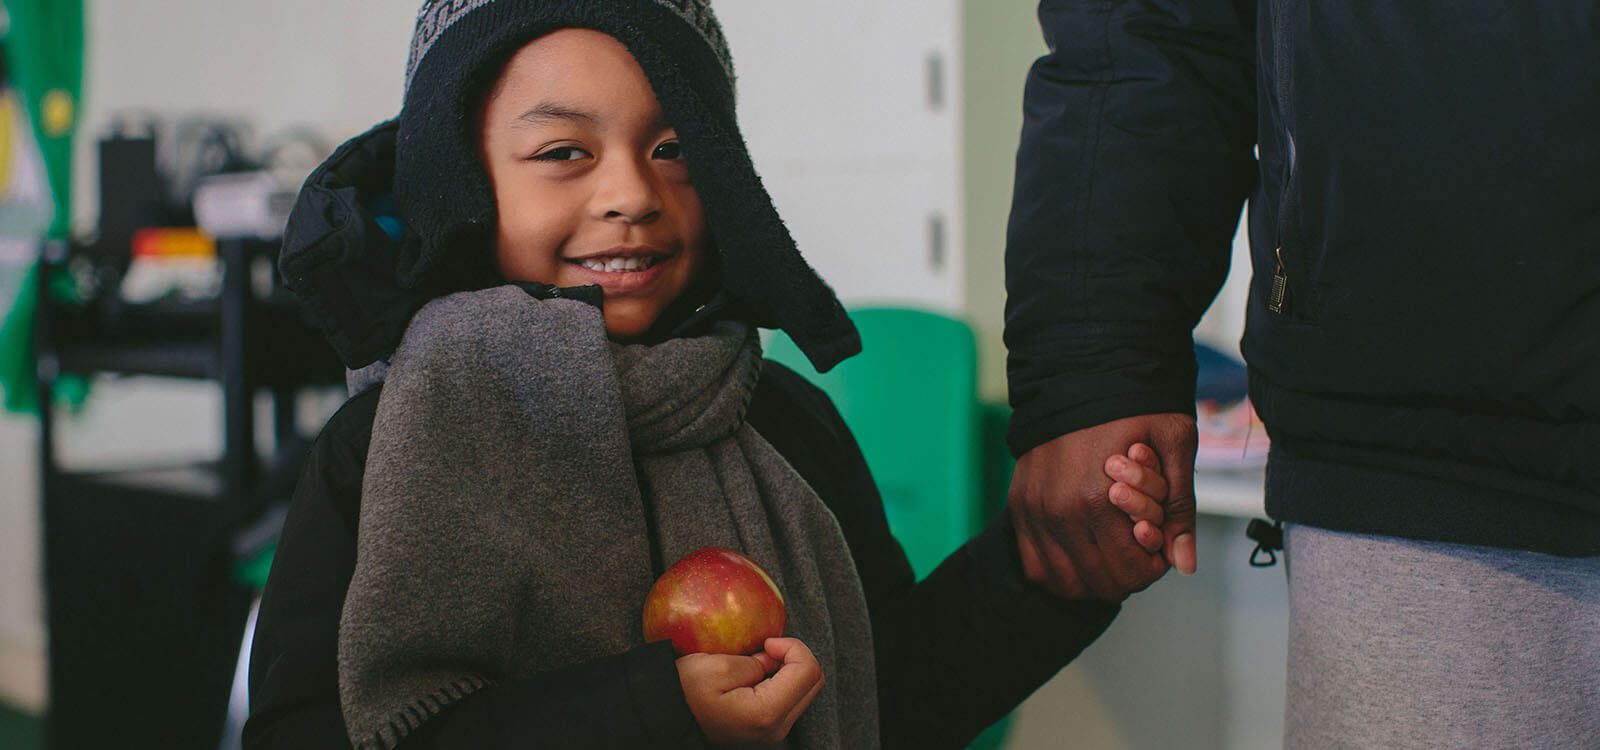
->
xmin=35 ymin=232 xmax=343 ymax=750
xmin=96 ymin=122 xmax=162 ymax=255
xmin=192 ymin=170 xmax=298 ymax=240
xmin=32 ymin=110 xmax=342 ymax=749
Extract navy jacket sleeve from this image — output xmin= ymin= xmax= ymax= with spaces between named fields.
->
xmin=1004 ymin=0 xmax=1258 ymax=455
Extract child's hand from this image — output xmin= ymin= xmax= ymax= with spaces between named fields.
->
xmin=1104 ymin=443 xmax=1169 ymax=555
xmin=676 ymin=637 xmax=825 ymax=748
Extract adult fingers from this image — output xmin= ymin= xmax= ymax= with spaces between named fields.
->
xmin=1012 ymin=511 xmax=1089 ymax=599
xmin=1036 ymin=491 xmax=1129 ymax=602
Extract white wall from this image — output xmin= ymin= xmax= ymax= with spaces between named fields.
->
xmin=720 ymin=0 xmax=964 ymax=311
xmin=71 ymin=0 xmax=967 ymax=312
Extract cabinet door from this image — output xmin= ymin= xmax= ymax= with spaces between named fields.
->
xmin=718 ymin=0 xmax=963 ymax=312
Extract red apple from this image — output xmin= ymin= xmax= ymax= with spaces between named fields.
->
xmin=642 ymin=547 xmax=787 ymax=656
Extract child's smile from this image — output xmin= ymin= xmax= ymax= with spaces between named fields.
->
xmin=563 ymin=244 xmax=677 ymax=295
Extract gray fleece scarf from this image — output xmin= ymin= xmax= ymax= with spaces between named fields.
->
xmin=337 ymin=286 xmax=878 ymax=749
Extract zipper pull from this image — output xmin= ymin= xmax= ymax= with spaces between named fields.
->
xmin=1246 ymin=519 xmax=1285 ymax=568
xmin=1269 ymin=247 xmax=1290 ymax=315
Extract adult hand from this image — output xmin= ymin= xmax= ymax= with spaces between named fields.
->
xmin=1007 ymin=413 xmax=1198 ymax=602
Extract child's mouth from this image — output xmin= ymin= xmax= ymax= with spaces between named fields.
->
xmin=573 ymin=255 xmax=662 ymax=273
xmin=565 ymin=250 xmax=673 ymax=295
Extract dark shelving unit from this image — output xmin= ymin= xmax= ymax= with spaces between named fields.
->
xmin=33 ymin=235 xmax=341 ymax=750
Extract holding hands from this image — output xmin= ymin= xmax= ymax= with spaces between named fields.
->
xmin=1008 ymin=413 xmax=1199 ymax=602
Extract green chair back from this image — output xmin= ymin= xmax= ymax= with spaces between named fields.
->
xmin=767 ymin=308 xmax=1016 ymax=749
xmin=764 ymin=307 xmax=982 ymax=580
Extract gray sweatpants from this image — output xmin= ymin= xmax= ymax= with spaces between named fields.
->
xmin=1284 ymin=525 xmax=1600 ymax=750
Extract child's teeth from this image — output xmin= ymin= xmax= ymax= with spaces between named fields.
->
xmin=581 ymin=256 xmax=656 ymax=272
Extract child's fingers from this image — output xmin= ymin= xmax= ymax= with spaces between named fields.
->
xmin=1133 ymin=520 xmax=1164 ymax=554
xmin=751 ymin=651 xmax=781 ymax=676
xmin=1105 ymin=454 xmax=1169 ymax=505
xmin=1127 ymin=442 xmax=1162 ymax=471
xmin=776 ymin=660 xmax=827 ymax=734
xmin=753 ymin=639 xmax=824 ymax=708
xmin=677 ymin=647 xmax=819 ymax=746
xmin=1107 ymin=481 xmax=1166 ymax=527
xmin=761 ymin=637 xmax=820 ymax=679
xmin=678 ymin=652 xmax=768 ymax=691
xmin=758 ymin=638 xmax=826 ymax=733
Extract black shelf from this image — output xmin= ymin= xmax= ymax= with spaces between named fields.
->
xmin=49 ymin=464 xmax=230 ymax=503
xmin=40 ymin=244 xmax=340 ymax=387
xmin=52 ymin=339 xmax=222 ymax=380
xmin=50 ymin=316 xmax=341 ymax=384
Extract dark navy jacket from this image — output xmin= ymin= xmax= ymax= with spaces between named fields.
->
xmin=1005 ymin=0 xmax=1599 ymax=554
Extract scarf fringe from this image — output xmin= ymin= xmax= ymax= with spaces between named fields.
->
xmin=360 ymin=675 xmax=491 ymax=750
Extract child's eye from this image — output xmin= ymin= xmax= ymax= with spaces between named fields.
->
xmin=652 ymin=141 xmax=684 ymax=160
xmin=532 ymin=146 xmax=590 ymax=162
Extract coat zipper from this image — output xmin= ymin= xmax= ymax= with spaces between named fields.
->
xmin=1269 ymin=0 xmax=1298 ymax=318
xmin=1270 ymin=247 xmax=1290 ymax=315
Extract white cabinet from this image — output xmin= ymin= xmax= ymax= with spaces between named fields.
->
xmin=717 ymin=0 xmax=964 ymax=312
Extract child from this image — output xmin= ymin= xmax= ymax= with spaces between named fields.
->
xmin=245 ymin=2 xmax=1139 ymax=748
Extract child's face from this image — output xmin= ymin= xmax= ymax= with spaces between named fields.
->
xmin=479 ymin=29 xmax=709 ymax=339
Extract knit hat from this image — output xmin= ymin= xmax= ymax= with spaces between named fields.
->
xmin=391 ymin=0 xmax=859 ymax=371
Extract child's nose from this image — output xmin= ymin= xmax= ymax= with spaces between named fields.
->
xmin=595 ymin=158 xmax=664 ymax=225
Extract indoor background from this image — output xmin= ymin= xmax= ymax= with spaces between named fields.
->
xmin=0 ymin=2 xmax=1279 ymax=748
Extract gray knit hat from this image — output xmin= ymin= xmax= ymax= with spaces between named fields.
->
xmin=405 ymin=0 xmax=736 ymax=93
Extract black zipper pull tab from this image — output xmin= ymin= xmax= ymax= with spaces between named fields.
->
xmin=1246 ymin=519 xmax=1285 ymax=568
xmin=1269 ymin=247 xmax=1290 ymax=315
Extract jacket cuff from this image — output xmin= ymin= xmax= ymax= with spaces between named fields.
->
xmin=1007 ymin=388 xmax=1197 ymax=458
xmin=624 ymin=641 xmax=706 ymax=747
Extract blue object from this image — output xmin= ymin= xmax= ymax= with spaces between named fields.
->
xmin=1195 ymin=341 xmax=1248 ymax=403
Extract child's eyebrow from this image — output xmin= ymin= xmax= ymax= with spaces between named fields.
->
xmin=515 ymin=102 xmax=600 ymax=128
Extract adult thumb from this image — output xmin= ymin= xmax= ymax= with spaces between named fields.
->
xmin=1154 ymin=421 xmax=1199 ymax=575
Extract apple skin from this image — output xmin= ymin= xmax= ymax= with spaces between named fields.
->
xmin=642 ymin=547 xmax=787 ymax=656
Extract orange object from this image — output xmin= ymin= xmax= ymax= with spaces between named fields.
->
xmin=131 ymin=228 xmax=216 ymax=258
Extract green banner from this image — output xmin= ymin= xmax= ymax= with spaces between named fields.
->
xmin=0 ymin=0 xmax=85 ymax=413
xmin=5 ymin=0 xmax=84 ymax=240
